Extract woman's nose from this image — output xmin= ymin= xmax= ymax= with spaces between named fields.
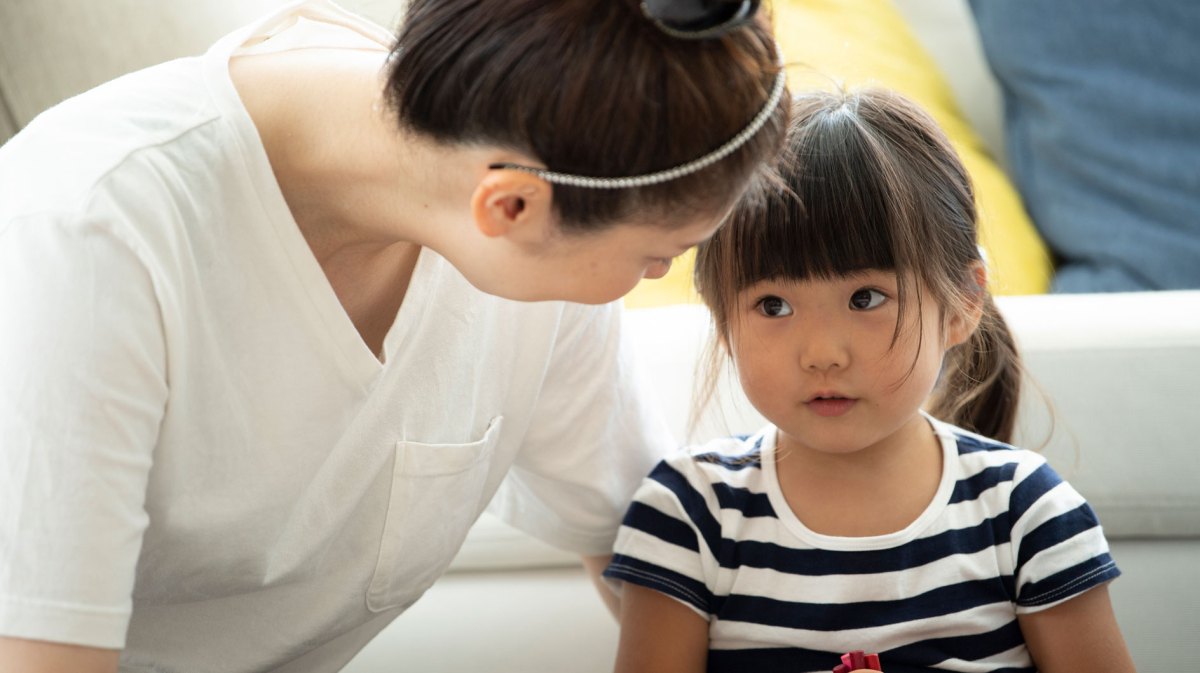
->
xmin=643 ymin=257 xmax=673 ymax=280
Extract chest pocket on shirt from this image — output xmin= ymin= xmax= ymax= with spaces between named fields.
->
xmin=366 ymin=416 xmax=504 ymax=612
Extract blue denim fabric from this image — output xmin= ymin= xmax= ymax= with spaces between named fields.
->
xmin=968 ymin=0 xmax=1200 ymax=292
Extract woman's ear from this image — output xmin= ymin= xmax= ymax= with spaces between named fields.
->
xmin=945 ymin=261 xmax=988 ymax=348
xmin=470 ymin=169 xmax=553 ymax=240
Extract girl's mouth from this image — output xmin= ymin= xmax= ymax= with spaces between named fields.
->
xmin=806 ymin=395 xmax=857 ymax=417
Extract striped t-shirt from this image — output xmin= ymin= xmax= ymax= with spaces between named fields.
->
xmin=604 ymin=416 xmax=1120 ymax=673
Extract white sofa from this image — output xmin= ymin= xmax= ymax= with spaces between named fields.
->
xmin=2 ymin=1 xmax=1197 ymax=671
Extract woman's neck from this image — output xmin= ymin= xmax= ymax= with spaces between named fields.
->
xmin=248 ymin=46 xmax=530 ymax=253
xmin=231 ymin=46 xmax=473 ymax=355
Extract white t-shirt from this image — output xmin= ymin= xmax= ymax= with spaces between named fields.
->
xmin=0 ymin=2 xmax=672 ymax=669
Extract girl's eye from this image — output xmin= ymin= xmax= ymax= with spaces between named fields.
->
xmin=756 ymin=295 xmax=793 ymax=317
xmin=849 ymin=288 xmax=887 ymax=310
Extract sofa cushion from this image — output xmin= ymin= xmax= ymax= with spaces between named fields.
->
xmin=888 ymin=0 xmax=1005 ymax=161
xmin=1001 ymin=291 xmax=1200 ymax=538
xmin=969 ymin=0 xmax=1200 ymax=292
xmin=0 ymin=109 xmax=15 ymax=146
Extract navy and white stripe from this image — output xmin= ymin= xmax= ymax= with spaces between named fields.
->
xmin=604 ymin=417 xmax=1119 ymax=673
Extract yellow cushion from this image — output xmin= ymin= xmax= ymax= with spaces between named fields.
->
xmin=625 ymin=0 xmax=1051 ymax=308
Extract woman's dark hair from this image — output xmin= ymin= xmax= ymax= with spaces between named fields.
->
xmin=694 ymin=88 xmax=1023 ymax=443
xmin=386 ymin=0 xmax=787 ymax=231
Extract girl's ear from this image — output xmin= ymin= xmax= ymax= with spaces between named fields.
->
xmin=945 ymin=262 xmax=988 ymax=348
xmin=470 ymin=169 xmax=553 ymax=240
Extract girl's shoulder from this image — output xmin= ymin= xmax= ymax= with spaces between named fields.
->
xmin=641 ymin=428 xmax=775 ymax=515
xmin=676 ymin=427 xmax=771 ymax=468
xmin=649 ymin=427 xmax=774 ymax=492
xmin=928 ymin=415 xmax=1052 ymax=476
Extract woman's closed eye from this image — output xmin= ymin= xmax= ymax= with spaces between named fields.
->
xmin=755 ymin=295 xmax=793 ymax=317
xmin=849 ymin=288 xmax=888 ymax=310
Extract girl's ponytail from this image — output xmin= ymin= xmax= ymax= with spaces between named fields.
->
xmin=928 ymin=296 xmax=1023 ymax=444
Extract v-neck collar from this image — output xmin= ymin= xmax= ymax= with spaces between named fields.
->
xmin=202 ymin=0 xmax=425 ymax=386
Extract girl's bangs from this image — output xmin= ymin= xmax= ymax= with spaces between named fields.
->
xmin=725 ymin=115 xmax=903 ymax=291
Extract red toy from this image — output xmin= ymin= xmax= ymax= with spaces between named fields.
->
xmin=832 ymin=650 xmax=882 ymax=673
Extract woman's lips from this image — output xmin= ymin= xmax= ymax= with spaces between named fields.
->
xmin=806 ymin=397 xmax=857 ymax=417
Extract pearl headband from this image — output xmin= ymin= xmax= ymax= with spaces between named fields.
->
xmin=488 ymin=49 xmax=787 ymax=190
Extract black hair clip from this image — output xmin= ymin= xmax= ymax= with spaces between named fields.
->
xmin=641 ymin=0 xmax=761 ymax=39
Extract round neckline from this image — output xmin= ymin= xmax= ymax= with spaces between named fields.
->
xmin=761 ymin=413 xmax=960 ymax=551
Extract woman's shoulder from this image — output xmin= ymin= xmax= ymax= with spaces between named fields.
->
xmin=0 ymin=58 xmax=227 ymax=226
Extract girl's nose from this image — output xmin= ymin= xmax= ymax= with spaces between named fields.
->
xmin=799 ymin=328 xmax=849 ymax=372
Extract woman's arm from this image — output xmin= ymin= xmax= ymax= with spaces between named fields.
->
xmin=1 ymin=219 xmax=165 ymax=648
xmin=0 ymin=637 xmax=119 ymax=673
xmin=1017 ymin=584 xmax=1137 ymax=673
xmin=613 ymin=583 xmax=709 ymax=673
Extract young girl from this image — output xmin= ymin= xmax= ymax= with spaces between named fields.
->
xmin=605 ymin=89 xmax=1136 ymax=673
xmin=0 ymin=0 xmax=786 ymax=670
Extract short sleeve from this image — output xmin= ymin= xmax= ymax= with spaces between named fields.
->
xmin=486 ymin=301 xmax=675 ymax=556
xmin=603 ymin=457 xmax=719 ymax=619
xmin=0 ymin=215 xmax=167 ymax=647
xmin=1008 ymin=457 xmax=1121 ymax=613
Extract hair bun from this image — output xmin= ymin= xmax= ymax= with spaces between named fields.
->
xmin=641 ymin=0 xmax=761 ymax=39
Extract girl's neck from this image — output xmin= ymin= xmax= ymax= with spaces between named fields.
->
xmin=773 ymin=413 xmax=944 ymax=537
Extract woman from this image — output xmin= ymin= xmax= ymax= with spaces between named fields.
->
xmin=0 ymin=0 xmax=786 ymax=670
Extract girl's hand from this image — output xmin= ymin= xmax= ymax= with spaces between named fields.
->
xmin=1017 ymin=584 xmax=1137 ymax=673
xmin=613 ymin=583 xmax=708 ymax=673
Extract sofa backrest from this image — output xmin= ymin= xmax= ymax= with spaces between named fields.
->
xmin=0 ymin=0 xmax=407 ymax=146
xmin=626 ymin=291 xmax=1200 ymax=541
